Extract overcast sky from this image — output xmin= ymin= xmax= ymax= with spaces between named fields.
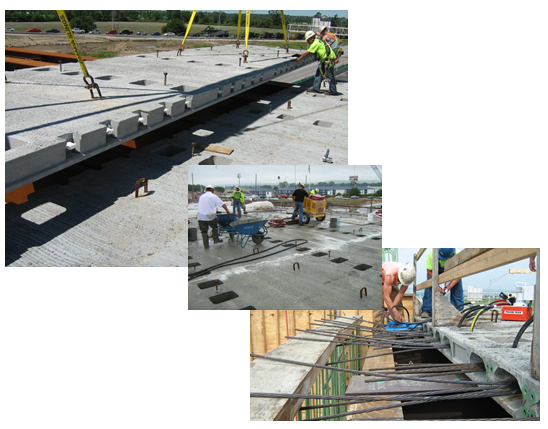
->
xmin=394 ymin=248 xmax=537 ymax=293
xmin=188 ymin=165 xmax=381 ymax=187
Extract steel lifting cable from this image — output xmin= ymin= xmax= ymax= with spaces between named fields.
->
xmin=177 ymin=10 xmax=197 ymax=55
xmin=280 ymin=10 xmax=289 ymax=53
xmin=56 ymin=10 xmax=102 ymax=99
xmin=236 ymin=10 xmax=242 ymax=47
xmin=250 ymin=353 xmax=506 ymax=386
xmin=188 ymin=238 xmax=308 ymax=281
xmin=242 ymin=10 xmax=251 ymax=62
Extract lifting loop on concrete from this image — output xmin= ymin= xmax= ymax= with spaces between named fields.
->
xmin=56 ymin=10 xmax=102 ymax=99
xmin=253 ymin=248 xmax=260 ymax=254
xmin=293 ymin=262 xmax=300 ymax=271
xmin=177 ymin=10 xmax=197 ymax=55
xmin=135 ymin=178 xmax=148 ymax=198
xmin=360 ymin=287 xmax=367 ymax=298
xmin=491 ymin=309 xmax=499 ymax=322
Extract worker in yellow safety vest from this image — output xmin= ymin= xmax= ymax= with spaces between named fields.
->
xmin=295 ymin=30 xmax=339 ymax=95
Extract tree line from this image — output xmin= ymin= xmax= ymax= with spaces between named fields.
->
xmin=6 ymin=10 xmax=348 ymax=29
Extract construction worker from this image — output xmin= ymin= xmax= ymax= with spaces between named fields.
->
xmin=240 ymin=192 xmax=248 ymax=215
xmin=382 ymin=262 xmax=416 ymax=322
xmin=197 ymin=185 xmax=231 ymax=249
xmin=310 ymin=188 xmax=316 ymax=195
xmin=421 ymin=248 xmax=464 ymax=317
xmin=232 ymin=187 xmax=243 ymax=217
xmin=317 ymin=26 xmax=343 ymax=61
xmin=291 ymin=184 xmax=309 ymax=226
xmin=295 ymin=30 xmax=338 ymax=95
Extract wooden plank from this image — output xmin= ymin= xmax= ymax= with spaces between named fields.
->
xmin=432 ymin=248 xmax=438 ymax=326
xmin=193 ymin=143 xmax=234 ymax=155
xmin=434 ymin=290 xmax=464 ymax=326
xmin=444 ymin=248 xmax=492 ymax=271
xmin=416 ymin=248 xmax=537 ymax=292
xmin=264 ymin=310 xmax=280 ymax=352
xmin=415 ymin=248 xmax=427 ymax=261
xmin=509 ymin=268 xmax=534 ymax=274
xmin=531 ymin=249 xmax=540 ymax=380
xmin=250 ymin=310 xmax=267 ymax=360
xmin=346 ymin=344 xmax=403 ymax=419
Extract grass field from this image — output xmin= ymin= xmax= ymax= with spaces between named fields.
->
xmin=6 ymin=21 xmax=287 ymax=36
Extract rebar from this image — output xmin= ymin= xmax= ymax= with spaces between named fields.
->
xmin=250 ymin=353 xmax=507 ymax=386
xmin=303 ymin=387 xmax=519 ymax=421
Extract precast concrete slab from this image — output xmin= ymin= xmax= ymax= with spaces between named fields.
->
xmin=188 ymin=211 xmax=381 ymax=310
xmin=5 ymin=139 xmax=187 ymax=267
xmin=426 ymin=321 xmax=539 ymax=418
xmin=177 ymin=78 xmax=348 ymax=165
xmin=5 ymin=45 xmax=318 ymax=192
xmin=6 ymin=79 xmax=349 ymax=267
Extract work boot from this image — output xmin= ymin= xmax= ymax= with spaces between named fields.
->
xmin=201 ymin=233 xmax=210 ymax=249
xmin=213 ymin=239 xmax=224 ymax=244
xmin=420 ymin=312 xmax=431 ymax=318
xmin=307 ymin=87 xmax=321 ymax=94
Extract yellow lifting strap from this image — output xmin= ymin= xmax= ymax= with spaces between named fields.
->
xmin=236 ymin=10 xmax=242 ymax=47
xmin=280 ymin=10 xmax=289 ymax=52
xmin=243 ymin=10 xmax=251 ymax=61
xmin=56 ymin=10 xmax=102 ymax=98
xmin=178 ymin=10 xmax=197 ymax=55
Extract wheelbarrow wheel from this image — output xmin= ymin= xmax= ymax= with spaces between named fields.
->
xmin=252 ymin=233 xmax=265 ymax=244
xmin=316 ymin=215 xmax=326 ymax=222
xmin=303 ymin=212 xmax=311 ymax=225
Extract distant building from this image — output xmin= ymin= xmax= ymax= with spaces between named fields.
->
xmin=278 ymin=185 xmax=380 ymax=196
xmin=466 ymin=285 xmax=483 ymax=301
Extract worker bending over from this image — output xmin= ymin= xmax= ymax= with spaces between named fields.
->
xmin=382 ymin=262 xmax=416 ymax=322
xmin=295 ymin=30 xmax=338 ymax=95
xmin=197 ymin=185 xmax=231 ymax=249
xmin=421 ymin=248 xmax=464 ymax=317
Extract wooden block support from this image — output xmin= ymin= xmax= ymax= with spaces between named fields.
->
xmin=434 ymin=290 xmax=464 ymax=326
xmin=193 ymin=143 xmax=234 ymax=155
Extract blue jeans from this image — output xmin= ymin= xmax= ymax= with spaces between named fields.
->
xmin=233 ymin=199 xmax=242 ymax=217
xmin=292 ymin=201 xmax=304 ymax=224
xmin=421 ymin=277 xmax=464 ymax=314
xmin=313 ymin=62 xmax=337 ymax=93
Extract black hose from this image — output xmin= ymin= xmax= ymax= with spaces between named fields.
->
xmin=389 ymin=304 xmax=410 ymax=324
xmin=188 ymin=238 xmax=308 ymax=280
xmin=511 ymin=315 xmax=534 ymax=348
xmin=458 ymin=305 xmax=484 ymax=328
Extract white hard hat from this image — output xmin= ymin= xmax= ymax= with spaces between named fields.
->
xmin=398 ymin=263 xmax=416 ymax=286
xmin=316 ymin=189 xmax=319 ymax=192
xmin=205 ymin=185 xmax=214 ymax=190
xmin=320 ymin=26 xmax=328 ymax=33
xmin=305 ymin=30 xmax=315 ymax=41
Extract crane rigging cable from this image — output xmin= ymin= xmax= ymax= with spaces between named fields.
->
xmin=56 ymin=10 xmax=102 ymax=99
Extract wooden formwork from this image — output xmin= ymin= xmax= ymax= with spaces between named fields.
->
xmin=250 ymin=310 xmax=380 ymax=363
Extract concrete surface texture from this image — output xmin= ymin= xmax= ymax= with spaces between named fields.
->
xmin=429 ymin=321 xmax=539 ymax=418
xmin=188 ymin=210 xmax=381 ymax=310
xmin=5 ymin=77 xmax=349 ymax=267
xmin=5 ymin=140 xmax=186 ymax=267
xmin=5 ymin=44 xmax=317 ymax=192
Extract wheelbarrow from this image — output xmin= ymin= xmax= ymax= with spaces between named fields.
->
xmin=216 ymin=214 xmax=268 ymax=248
